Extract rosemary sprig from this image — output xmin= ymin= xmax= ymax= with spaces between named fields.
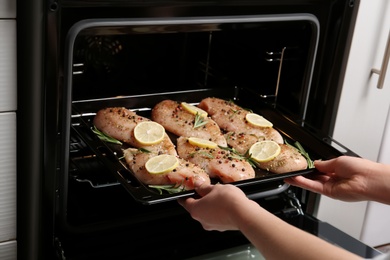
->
xmin=138 ymin=147 xmax=151 ymax=153
xmin=189 ymin=151 xmax=214 ymax=159
xmin=91 ymin=126 xmax=122 ymax=145
xmin=218 ymin=145 xmax=257 ymax=167
xmin=229 ymin=109 xmax=239 ymax=119
xmin=193 ymin=112 xmax=208 ymax=129
xmin=149 ymin=184 xmax=186 ymax=194
xmin=218 ymin=145 xmax=239 ymax=154
xmin=243 ymin=150 xmax=259 ymax=168
xmin=285 ymin=140 xmax=315 ymax=168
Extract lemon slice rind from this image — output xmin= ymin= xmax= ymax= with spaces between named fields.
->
xmin=249 ymin=140 xmax=281 ymax=163
xmin=246 ymin=113 xmax=273 ymax=128
xmin=181 ymin=102 xmax=208 ymax=118
xmin=145 ymin=154 xmax=179 ymax=174
xmin=134 ymin=121 xmax=165 ymax=145
xmin=188 ymin=137 xmax=218 ymax=149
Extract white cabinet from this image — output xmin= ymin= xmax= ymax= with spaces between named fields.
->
xmin=333 ymin=0 xmax=390 ymax=162
xmin=359 ymin=104 xmax=390 ymax=247
xmin=0 ymin=0 xmax=17 ymax=259
xmin=316 ymin=0 xmax=390 ymax=247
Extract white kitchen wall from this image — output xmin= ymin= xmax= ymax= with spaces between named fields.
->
xmin=0 ymin=0 xmax=17 ymax=259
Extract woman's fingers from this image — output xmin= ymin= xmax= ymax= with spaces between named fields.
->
xmin=285 ymin=175 xmax=326 ymax=194
xmin=194 ymin=183 xmax=215 ymax=197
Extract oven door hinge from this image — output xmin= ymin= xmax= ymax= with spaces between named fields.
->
xmin=281 ymin=190 xmax=304 ymax=218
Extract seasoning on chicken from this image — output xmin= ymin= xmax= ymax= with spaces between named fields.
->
xmin=123 ymin=148 xmax=211 ymax=190
xmin=94 ymin=107 xmax=211 ymax=190
xmin=151 ymin=100 xmax=227 ymax=147
xmin=198 ymin=97 xmax=283 ymax=146
xmin=224 ymin=131 xmax=262 ymax=155
xmin=176 ymin=136 xmax=255 ymax=183
xmin=255 ymin=144 xmax=308 ymax=174
xmin=198 ymin=98 xmax=309 ymax=174
xmin=93 ymin=107 xmax=177 ymax=154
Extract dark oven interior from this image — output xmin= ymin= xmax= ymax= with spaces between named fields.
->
xmin=27 ymin=1 xmax=359 ymax=259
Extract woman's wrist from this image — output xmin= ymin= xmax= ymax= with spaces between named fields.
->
xmin=366 ymin=162 xmax=390 ymax=204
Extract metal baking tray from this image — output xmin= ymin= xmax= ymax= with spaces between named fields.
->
xmin=71 ymin=87 xmax=349 ymax=205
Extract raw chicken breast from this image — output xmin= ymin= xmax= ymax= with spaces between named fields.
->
xmin=198 ymin=97 xmax=283 ymax=146
xmin=176 ymin=136 xmax=255 ymax=183
xmin=224 ymin=131 xmax=262 ymax=155
xmin=123 ymin=148 xmax=211 ymax=190
xmin=198 ymin=98 xmax=308 ymax=174
xmin=257 ymin=144 xmax=308 ymax=174
xmin=94 ymin=107 xmax=210 ymax=190
xmin=151 ymin=100 xmax=227 ymax=147
xmin=93 ymin=107 xmax=176 ymax=154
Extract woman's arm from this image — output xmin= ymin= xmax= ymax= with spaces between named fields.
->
xmin=237 ymin=198 xmax=361 ymax=260
xmin=179 ymin=184 xmax=362 ymax=260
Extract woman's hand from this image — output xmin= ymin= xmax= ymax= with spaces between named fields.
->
xmin=285 ymin=156 xmax=390 ymax=204
xmin=178 ymin=184 xmax=250 ymax=231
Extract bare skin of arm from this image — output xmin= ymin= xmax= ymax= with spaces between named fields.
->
xmin=285 ymin=156 xmax=390 ymax=205
xmin=179 ymin=184 xmax=361 ymax=260
xmin=179 ymin=156 xmax=390 ymax=259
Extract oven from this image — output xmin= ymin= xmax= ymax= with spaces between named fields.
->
xmin=17 ymin=0 xmax=382 ymax=259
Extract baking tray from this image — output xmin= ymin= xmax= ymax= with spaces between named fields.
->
xmin=71 ymin=87 xmax=347 ymax=205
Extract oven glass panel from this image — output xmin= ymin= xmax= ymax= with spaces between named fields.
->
xmin=70 ymin=17 xmax=316 ymax=118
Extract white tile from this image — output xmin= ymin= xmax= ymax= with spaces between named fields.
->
xmin=0 ymin=113 xmax=16 ymax=242
xmin=0 ymin=240 xmax=17 ymax=260
xmin=0 ymin=20 xmax=17 ymax=112
xmin=0 ymin=0 xmax=16 ymax=18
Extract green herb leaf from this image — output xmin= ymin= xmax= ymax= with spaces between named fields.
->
xmin=229 ymin=109 xmax=239 ymax=119
xmin=285 ymin=140 xmax=314 ymax=169
xmin=92 ymin=126 xmax=122 ymax=145
xmin=149 ymin=184 xmax=186 ymax=194
xmin=193 ymin=112 xmax=208 ymax=129
xmin=138 ymin=147 xmax=151 ymax=153
xmin=189 ymin=151 xmax=214 ymax=159
xmin=218 ymin=145 xmax=257 ymax=167
xmin=199 ymin=151 xmax=215 ymax=159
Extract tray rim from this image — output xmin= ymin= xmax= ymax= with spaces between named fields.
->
xmin=70 ymin=87 xmax=323 ymax=205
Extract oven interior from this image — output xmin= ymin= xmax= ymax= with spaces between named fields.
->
xmin=69 ymin=16 xmax=317 ymax=117
xmin=56 ymin=15 xmax=357 ymax=259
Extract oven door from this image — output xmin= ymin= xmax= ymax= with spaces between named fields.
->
xmin=56 ymin=182 xmax=382 ymax=259
xmin=55 ymin=9 xmax=381 ymax=260
xmin=188 ymin=214 xmax=383 ymax=259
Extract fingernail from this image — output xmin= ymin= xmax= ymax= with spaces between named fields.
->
xmin=194 ymin=179 xmax=204 ymax=188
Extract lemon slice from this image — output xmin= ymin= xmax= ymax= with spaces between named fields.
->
xmin=134 ymin=121 xmax=165 ymax=145
xmin=249 ymin=140 xmax=281 ymax=163
xmin=181 ymin=102 xmax=208 ymax=118
xmin=145 ymin=154 xmax=179 ymax=174
xmin=188 ymin=137 xmax=218 ymax=149
xmin=246 ymin=113 xmax=273 ymax=127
